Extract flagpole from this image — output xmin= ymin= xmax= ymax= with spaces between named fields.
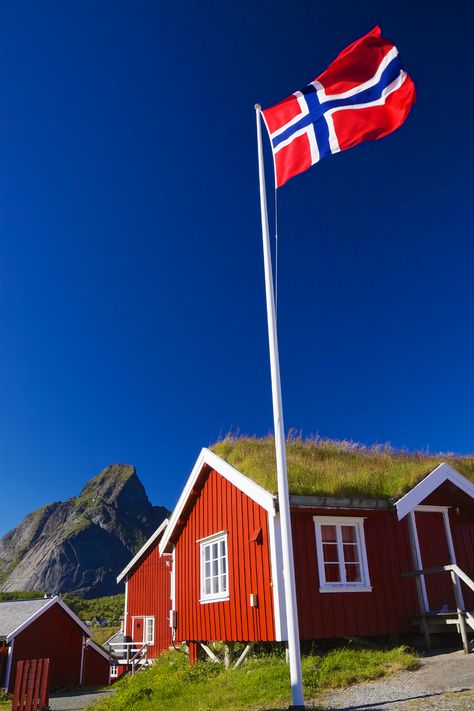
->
xmin=255 ymin=104 xmax=305 ymax=710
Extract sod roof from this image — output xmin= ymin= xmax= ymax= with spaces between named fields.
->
xmin=211 ymin=435 xmax=474 ymax=500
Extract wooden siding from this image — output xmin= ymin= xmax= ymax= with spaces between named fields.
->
xmin=174 ymin=468 xmax=275 ymax=642
xmin=9 ymin=604 xmax=84 ymax=692
xmin=292 ymin=509 xmax=419 ymax=638
xmin=83 ymin=646 xmax=110 ymax=687
xmin=126 ymin=539 xmax=172 ymax=657
xmin=450 ymin=508 xmax=474 ymax=610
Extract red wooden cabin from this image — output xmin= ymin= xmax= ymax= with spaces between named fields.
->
xmin=0 ymin=596 xmax=108 ymax=691
xmin=121 ymin=449 xmax=474 ymax=658
xmin=114 ymin=519 xmax=172 ymax=672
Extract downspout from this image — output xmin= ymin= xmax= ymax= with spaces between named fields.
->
xmin=5 ymin=638 xmax=14 ymax=692
xmin=79 ymin=635 xmax=86 ymax=686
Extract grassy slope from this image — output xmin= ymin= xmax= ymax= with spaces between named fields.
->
xmin=62 ymin=593 xmax=125 ymax=625
xmin=92 ymin=647 xmax=418 ymax=711
xmin=212 ymin=435 xmax=474 ymax=499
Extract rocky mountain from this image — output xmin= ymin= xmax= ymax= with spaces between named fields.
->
xmin=0 ymin=464 xmax=169 ymax=598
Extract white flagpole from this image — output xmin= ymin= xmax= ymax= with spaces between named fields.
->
xmin=255 ymin=104 xmax=305 ymax=710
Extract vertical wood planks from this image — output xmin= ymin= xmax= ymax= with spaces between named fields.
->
xmin=12 ymin=658 xmax=50 ymax=711
xmin=174 ymin=469 xmax=275 ymax=642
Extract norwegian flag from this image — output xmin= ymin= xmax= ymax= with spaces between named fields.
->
xmin=262 ymin=26 xmax=416 ymax=187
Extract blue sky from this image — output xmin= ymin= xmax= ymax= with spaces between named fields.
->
xmin=1 ymin=1 xmax=473 ymax=535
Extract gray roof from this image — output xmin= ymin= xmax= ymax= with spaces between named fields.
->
xmin=0 ymin=598 xmax=51 ymax=639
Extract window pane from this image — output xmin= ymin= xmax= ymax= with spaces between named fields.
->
xmin=221 ymin=556 xmax=227 ymax=574
xmin=205 ymin=561 xmax=210 ymax=577
xmin=343 ymin=544 xmax=359 ymax=563
xmin=220 ymin=540 xmax=226 ymax=557
xmin=345 ymin=564 xmax=362 ymax=582
xmin=323 ymin=543 xmax=339 ymax=563
xmin=205 ymin=578 xmax=211 ymax=595
xmin=324 ymin=564 xmax=341 ymax=583
xmin=321 ymin=525 xmax=337 ymax=543
xmin=212 ymin=543 xmax=218 ymax=559
xmin=221 ymin=574 xmax=227 ymax=592
xmin=204 ymin=546 xmax=210 ymax=562
xmin=212 ymin=576 xmax=219 ymax=593
xmin=341 ymin=525 xmax=356 ymax=543
xmin=213 ymin=560 xmax=219 ymax=577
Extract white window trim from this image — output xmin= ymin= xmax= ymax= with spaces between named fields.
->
xmin=314 ymin=515 xmax=372 ymax=593
xmin=199 ymin=531 xmax=230 ymax=603
xmin=132 ymin=616 xmax=155 ymax=644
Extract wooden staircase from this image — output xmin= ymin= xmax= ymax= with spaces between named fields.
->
xmin=404 ymin=564 xmax=474 ymax=654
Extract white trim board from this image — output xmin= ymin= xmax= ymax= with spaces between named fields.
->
xmin=6 ymin=596 xmax=91 ymax=642
xmin=159 ymin=448 xmax=275 ymax=555
xmin=395 ymin=463 xmax=474 ymax=520
xmin=117 ymin=518 xmax=169 ymax=583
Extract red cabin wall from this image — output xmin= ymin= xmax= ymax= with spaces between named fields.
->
xmin=292 ymin=509 xmax=419 ymax=639
xmin=125 ymin=540 xmax=172 ymax=657
xmin=174 ymin=468 xmax=275 ymax=642
xmin=82 ymin=646 xmax=110 ymax=687
xmin=9 ymin=604 xmax=84 ymax=692
xmin=450 ymin=508 xmax=474 ymax=610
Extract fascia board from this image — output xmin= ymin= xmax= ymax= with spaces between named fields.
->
xmin=395 ymin=462 xmax=474 ymax=520
xmin=159 ymin=448 xmax=274 ymax=555
xmin=7 ymin=596 xmax=91 ymax=642
xmin=117 ymin=518 xmax=169 ymax=583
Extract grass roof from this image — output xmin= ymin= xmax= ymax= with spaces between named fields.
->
xmin=211 ymin=434 xmax=474 ymax=500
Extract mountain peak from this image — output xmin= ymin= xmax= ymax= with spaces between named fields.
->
xmin=79 ymin=463 xmax=138 ymax=504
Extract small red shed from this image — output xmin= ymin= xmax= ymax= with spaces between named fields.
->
xmin=119 ymin=447 xmax=474 ymax=660
xmin=0 ymin=596 xmax=103 ymax=691
xmin=82 ymin=639 xmax=110 ymax=687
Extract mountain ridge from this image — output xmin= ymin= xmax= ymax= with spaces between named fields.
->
xmin=0 ymin=463 xmax=168 ymax=598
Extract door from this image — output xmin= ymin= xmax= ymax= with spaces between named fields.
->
xmin=132 ymin=617 xmax=144 ymax=643
xmin=415 ymin=509 xmax=456 ymax=611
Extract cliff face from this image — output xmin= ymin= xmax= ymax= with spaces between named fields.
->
xmin=0 ymin=464 xmax=168 ymax=598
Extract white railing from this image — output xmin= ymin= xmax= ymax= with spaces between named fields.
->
xmin=108 ymin=641 xmax=149 ymax=672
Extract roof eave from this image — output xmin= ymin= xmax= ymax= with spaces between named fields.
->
xmin=117 ymin=518 xmax=169 ymax=583
xmin=158 ymin=448 xmax=275 ymax=555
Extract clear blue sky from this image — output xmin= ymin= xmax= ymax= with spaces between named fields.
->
xmin=1 ymin=1 xmax=473 ymax=536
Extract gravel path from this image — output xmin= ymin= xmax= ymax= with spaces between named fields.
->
xmin=49 ymin=687 xmax=114 ymax=710
xmin=315 ymin=649 xmax=474 ymax=710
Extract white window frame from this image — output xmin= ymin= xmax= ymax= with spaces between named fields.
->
xmin=314 ymin=516 xmax=372 ymax=593
xmin=110 ymin=664 xmax=118 ymax=678
xmin=132 ymin=615 xmax=155 ymax=644
xmin=198 ymin=531 xmax=229 ymax=603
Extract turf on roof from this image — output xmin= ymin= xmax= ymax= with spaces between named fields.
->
xmin=211 ymin=435 xmax=474 ymax=500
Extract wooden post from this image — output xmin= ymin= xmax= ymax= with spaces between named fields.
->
xmin=407 ymin=512 xmax=431 ymax=652
xmin=451 ymin=569 xmax=470 ymax=654
xmin=188 ymin=642 xmax=199 ymax=665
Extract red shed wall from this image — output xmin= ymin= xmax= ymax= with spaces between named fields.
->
xmin=449 ymin=509 xmax=474 ymax=610
xmin=10 ymin=604 xmax=84 ymax=691
xmin=125 ymin=540 xmax=172 ymax=657
xmin=174 ymin=468 xmax=275 ymax=642
xmin=292 ymin=509 xmax=419 ymax=639
xmin=83 ymin=646 xmax=110 ymax=687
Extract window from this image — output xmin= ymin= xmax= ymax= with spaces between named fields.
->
xmin=110 ymin=664 xmax=118 ymax=678
xmin=199 ymin=531 xmax=229 ymax=602
xmin=145 ymin=617 xmax=154 ymax=644
xmin=314 ymin=516 xmax=371 ymax=592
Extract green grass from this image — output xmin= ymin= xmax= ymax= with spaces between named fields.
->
xmin=0 ymin=591 xmax=45 ymax=602
xmin=91 ymin=646 xmax=418 ymax=711
xmin=212 ymin=434 xmax=474 ymax=499
xmin=92 ymin=625 xmax=121 ymax=646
